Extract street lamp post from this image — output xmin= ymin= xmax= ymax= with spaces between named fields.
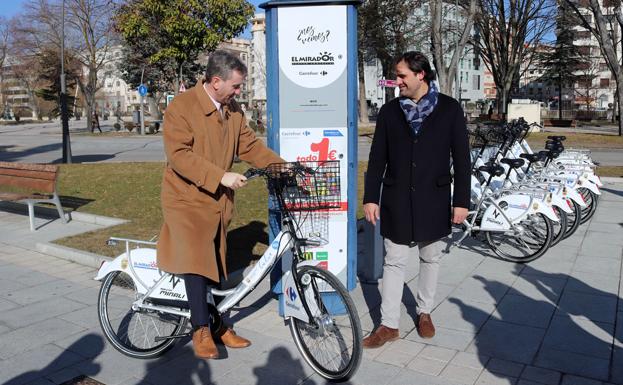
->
xmin=60 ymin=0 xmax=72 ymax=163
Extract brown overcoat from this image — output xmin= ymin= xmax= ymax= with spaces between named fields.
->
xmin=156 ymin=83 xmax=282 ymax=282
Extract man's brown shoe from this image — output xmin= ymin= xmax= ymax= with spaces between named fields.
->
xmin=192 ymin=326 xmax=219 ymax=359
xmin=215 ymin=327 xmax=251 ymax=348
xmin=417 ymin=313 xmax=435 ymax=339
xmin=362 ymin=325 xmax=399 ymax=349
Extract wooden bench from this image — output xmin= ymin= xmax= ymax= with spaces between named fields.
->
xmin=0 ymin=162 xmax=67 ymax=231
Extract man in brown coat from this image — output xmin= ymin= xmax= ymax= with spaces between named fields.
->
xmin=157 ymin=51 xmax=282 ymax=359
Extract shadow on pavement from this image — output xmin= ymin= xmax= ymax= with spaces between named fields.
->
xmin=600 ymin=186 xmax=623 ymax=198
xmin=51 ymin=154 xmax=116 ymax=163
xmin=3 ymin=334 xmax=104 ymax=385
xmin=138 ymin=346 xmax=214 ymax=385
xmin=449 ymin=263 xmax=622 ymax=383
xmin=226 ymin=220 xmax=269 ymax=274
xmin=252 ymin=346 xmax=318 ymax=385
xmin=0 ymin=142 xmax=62 ymax=162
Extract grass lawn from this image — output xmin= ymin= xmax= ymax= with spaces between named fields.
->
xmin=525 ymin=131 xmax=623 ymax=149
xmin=54 ymin=162 xmax=368 ymax=272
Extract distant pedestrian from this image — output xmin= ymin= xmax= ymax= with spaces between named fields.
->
xmin=91 ymin=110 xmax=102 ymax=133
xmin=487 ymin=105 xmax=494 ymax=119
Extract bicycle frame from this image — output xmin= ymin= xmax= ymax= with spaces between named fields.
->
xmin=95 ymin=220 xmax=321 ymax=325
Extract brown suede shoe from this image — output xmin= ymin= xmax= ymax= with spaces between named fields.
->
xmin=192 ymin=326 xmax=219 ymax=359
xmin=417 ymin=313 xmax=435 ymax=339
xmin=362 ymin=325 xmax=399 ymax=349
xmin=215 ymin=327 xmax=251 ymax=348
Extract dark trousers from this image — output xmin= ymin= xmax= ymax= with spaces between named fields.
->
xmin=183 ymin=273 xmax=217 ymax=329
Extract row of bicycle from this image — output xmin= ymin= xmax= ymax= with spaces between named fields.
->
xmin=451 ymin=119 xmax=601 ymax=262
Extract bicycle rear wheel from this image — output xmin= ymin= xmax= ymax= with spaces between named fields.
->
xmin=289 ymin=266 xmax=362 ymax=382
xmin=98 ymin=271 xmax=188 ymax=359
xmin=485 ymin=213 xmax=553 ymax=263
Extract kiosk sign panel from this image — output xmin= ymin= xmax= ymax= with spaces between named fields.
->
xmin=277 ymin=5 xmax=349 ymax=284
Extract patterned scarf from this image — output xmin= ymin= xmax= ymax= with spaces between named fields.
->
xmin=399 ymin=82 xmax=439 ymax=136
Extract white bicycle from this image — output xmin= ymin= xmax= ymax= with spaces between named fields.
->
xmin=95 ymin=161 xmax=362 ymax=382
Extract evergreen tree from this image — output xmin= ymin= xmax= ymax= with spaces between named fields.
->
xmin=540 ymin=1 xmax=588 ymax=120
xmin=35 ymin=48 xmax=81 ymax=119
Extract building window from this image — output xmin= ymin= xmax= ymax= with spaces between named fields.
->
xmin=116 ymin=80 xmax=120 ymax=87
xmin=600 ymin=78 xmax=610 ymax=87
xmin=473 ymin=74 xmax=480 ymax=90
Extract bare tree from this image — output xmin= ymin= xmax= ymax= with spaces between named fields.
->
xmin=0 ymin=16 xmax=10 ymax=112
xmin=65 ymin=0 xmax=117 ymax=132
xmin=574 ymin=59 xmax=601 ymax=112
xmin=431 ymin=0 xmax=479 ymax=95
xmin=564 ymin=0 xmax=623 ymax=135
xmin=359 ymin=0 xmax=423 ymax=102
xmin=14 ymin=0 xmax=117 ymax=131
xmin=476 ymin=0 xmax=556 ymax=115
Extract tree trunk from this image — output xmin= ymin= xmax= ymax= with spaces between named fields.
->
xmin=617 ymin=84 xmax=623 ymax=136
xmin=558 ymin=76 xmax=562 ymax=121
xmin=358 ymin=52 xmax=369 ymax=124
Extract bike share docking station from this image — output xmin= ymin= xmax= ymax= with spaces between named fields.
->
xmin=260 ymin=0 xmax=362 ymax=314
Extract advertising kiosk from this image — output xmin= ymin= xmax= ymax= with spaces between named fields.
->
xmin=260 ymin=0 xmax=361 ymax=305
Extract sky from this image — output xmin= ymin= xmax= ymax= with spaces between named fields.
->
xmin=0 ymin=0 xmax=28 ymax=19
xmin=0 ymin=0 xmax=265 ymax=20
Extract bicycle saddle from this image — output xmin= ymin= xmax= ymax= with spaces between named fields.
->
xmin=548 ymin=150 xmax=561 ymax=159
xmin=500 ymin=158 xmax=525 ymax=169
xmin=547 ymin=135 xmax=566 ymax=141
xmin=537 ymin=150 xmax=549 ymax=161
xmin=478 ymin=164 xmax=505 ymax=176
xmin=544 ymin=142 xmax=564 ymax=151
xmin=519 ymin=153 xmax=541 ymax=163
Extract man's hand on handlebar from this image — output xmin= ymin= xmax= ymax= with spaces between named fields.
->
xmin=221 ymin=172 xmax=247 ymax=190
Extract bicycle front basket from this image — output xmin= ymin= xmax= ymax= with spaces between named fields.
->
xmin=265 ymin=161 xmax=341 ymax=213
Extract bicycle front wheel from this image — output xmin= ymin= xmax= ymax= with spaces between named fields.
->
xmin=578 ymin=187 xmax=598 ymax=224
xmin=98 ymin=271 xmax=188 ymax=359
xmin=562 ymin=198 xmax=581 ymax=239
xmin=550 ymin=206 xmax=568 ymax=247
xmin=485 ymin=213 xmax=553 ymax=263
xmin=289 ymin=266 xmax=362 ymax=382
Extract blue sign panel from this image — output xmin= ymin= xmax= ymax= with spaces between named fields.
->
xmin=138 ymin=84 xmax=147 ymax=97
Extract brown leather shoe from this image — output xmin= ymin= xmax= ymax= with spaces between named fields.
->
xmin=215 ymin=327 xmax=251 ymax=348
xmin=417 ymin=313 xmax=435 ymax=339
xmin=192 ymin=326 xmax=219 ymax=359
xmin=362 ymin=325 xmax=399 ymax=349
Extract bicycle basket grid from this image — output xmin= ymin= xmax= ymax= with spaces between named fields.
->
xmin=266 ymin=161 xmax=341 ymax=244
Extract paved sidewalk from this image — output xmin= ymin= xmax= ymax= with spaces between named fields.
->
xmin=0 ymin=180 xmax=621 ymax=385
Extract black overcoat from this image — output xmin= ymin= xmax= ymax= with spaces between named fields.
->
xmin=363 ymin=93 xmax=471 ymax=245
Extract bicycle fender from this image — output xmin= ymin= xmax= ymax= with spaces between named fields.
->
xmin=529 ymin=199 xmax=559 ymax=222
xmin=282 ymin=260 xmax=322 ymax=323
xmin=94 ymin=248 xmax=159 ymax=293
xmin=550 ymin=191 xmax=573 ymax=214
xmin=577 ymin=176 xmax=601 ymax=195
xmin=480 ymin=195 xmax=528 ymax=231
xmin=564 ymin=186 xmax=587 ymax=208
xmin=585 ymin=173 xmax=603 ymax=188
xmin=94 ymin=257 xmax=124 ymax=281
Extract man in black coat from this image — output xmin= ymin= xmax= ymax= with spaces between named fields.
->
xmin=362 ymin=52 xmax=471 ymax=348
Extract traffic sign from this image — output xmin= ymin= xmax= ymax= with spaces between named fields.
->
xmin=377 ymin=79 xmax=397 ymax=87
xmin=138 ymin=84 xmax=147 ymax=97
xmin=179 ymin=82 xmax=186 ymax=93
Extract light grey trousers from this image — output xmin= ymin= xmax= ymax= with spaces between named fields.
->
xmin=380 ymin=238 xmax=444 ymax=329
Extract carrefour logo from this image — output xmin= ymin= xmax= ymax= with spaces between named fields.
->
xmin=286 ymin=286 xmax=297 ymax=301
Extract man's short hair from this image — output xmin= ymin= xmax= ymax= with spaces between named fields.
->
xmin=395 ymin=51 xmax=436 ymax=83
xmin=205 ymin=51 xmax=247 ymax=82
